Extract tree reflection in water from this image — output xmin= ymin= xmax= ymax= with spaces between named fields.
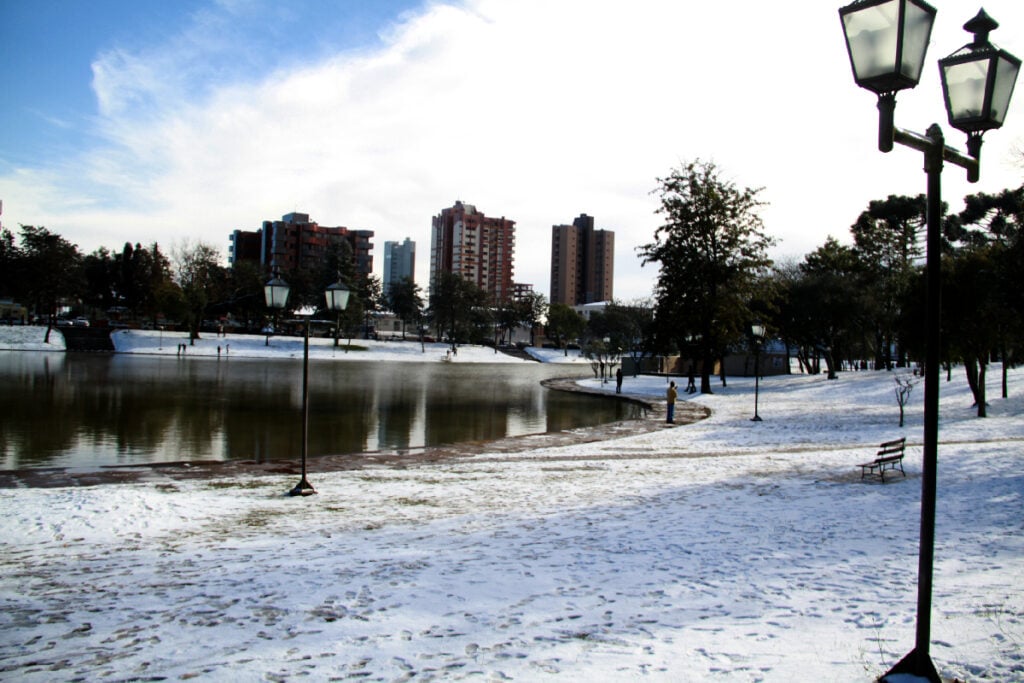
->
xmin=0 ymin=353 xmax=638 ymax=469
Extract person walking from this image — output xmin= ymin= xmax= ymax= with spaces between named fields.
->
xmin=686 ymin=364 xmax=697 ymax=394
xmin=666 ymin=380 xmax=678 ymax=424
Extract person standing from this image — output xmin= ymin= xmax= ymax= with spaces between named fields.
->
xmin=666 ymin=380 xmax=678 ymax=423
xmin=615 ymin=367 xmax=623 ymax=394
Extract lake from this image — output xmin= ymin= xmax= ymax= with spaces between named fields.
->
xmin=0 ymin=352 xmax=640 ymax=470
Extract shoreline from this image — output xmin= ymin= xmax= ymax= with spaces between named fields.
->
xmin=0 ymin=377 xmax=710 ymax=489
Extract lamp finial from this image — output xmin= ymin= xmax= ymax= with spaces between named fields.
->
xmin=964 ymin=9 xmax=998 ymax=46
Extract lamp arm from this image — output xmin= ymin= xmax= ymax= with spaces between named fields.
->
xmin=892 ymin=125 xmax=981 ymax=183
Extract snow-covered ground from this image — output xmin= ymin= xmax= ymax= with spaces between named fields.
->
xmin=1 ymin=326 xmax=1022 ymax=681
xmin=0 ymin=324 xmax=572 ymax=363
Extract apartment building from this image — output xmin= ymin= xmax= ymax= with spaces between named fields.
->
xmin=550 ymin=213 xmax=614 ymax=306
xmin=229 ymin=212 xmax=374 ymax=279
xmin=382 ymin=238 xmax=416 ymax=294
xmin=430 ymin=201 xmax=515 ymax=303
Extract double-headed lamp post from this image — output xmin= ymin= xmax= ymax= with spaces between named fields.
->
xmin=264 ymin=273 xmax=351 ymax=497
xmin=750 ymin=323 xmax=765 ymax=422
xmin=839 ymin=2 xmax=1019 ymax=681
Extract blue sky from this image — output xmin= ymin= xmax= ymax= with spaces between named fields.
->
xmin=1 ymin=1 xmax=1023 ymax=300
xmin=1 ymin=0 xmax=416 ymax=165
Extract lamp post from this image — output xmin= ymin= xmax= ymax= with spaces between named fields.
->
xmin=603 ymin=336 xmax=611 ymax=383
xmin=264 ymin=273 xmax=351 ymax=497
xmin=750 ymin=323 xmax=765 ymax=422
xmin=840 ymin=3 xmax=1019 ymax=680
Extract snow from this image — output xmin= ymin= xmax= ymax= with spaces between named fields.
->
xmin=107 ymin=329 xmax=542 ymax=363
xmin=1 ymin=326 xmax=1022 ymax=681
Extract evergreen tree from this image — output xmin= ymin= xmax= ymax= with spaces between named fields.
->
xmin=640 ymin=160 xmax=774 ymax=393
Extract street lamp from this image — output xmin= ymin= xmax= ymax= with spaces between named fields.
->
xmin=326 ymin=278 xmax=351 ymax=349
xmin=263 ymin=273 xmax=352 ymax=497
xmin=840 ymin=4 xmax=1019 ymax=681
xmin=750 ymin=323 xmax=765 ymax=422
xmin=264 ymin=270 xmax=289 ymax=346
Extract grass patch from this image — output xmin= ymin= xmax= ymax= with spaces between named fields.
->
xmin=335 ymin=344 xmax=368 ymax=352
xmin=240 ymin=510 xmax=275 ymax=528
xmin=395 ymin=497 xmax=435 ymax=507
xmin=205 ymin=479 xmax=274 ymax=490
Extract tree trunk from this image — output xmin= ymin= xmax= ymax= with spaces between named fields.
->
xmin=977 ymin=360 xmax=988 ymax=418
xmin=795 ymin=348 xmax=808 ymax=374
xmin=964 ymin=357 xmax=980 ymax=404
xmin=824 ymin=349 xmax=838 ymax=380
xmin=1002 ymin=348 xmax=1010 ymax=399
xmin=700 ymin=352 xmax=713 ymax=394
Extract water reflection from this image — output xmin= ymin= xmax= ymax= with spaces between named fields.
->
xmin=0 ymin=352 xmax=638 ymax=469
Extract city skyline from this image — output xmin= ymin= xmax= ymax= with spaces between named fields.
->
xmin=2 ymin=1 xmax=1023 ymax=301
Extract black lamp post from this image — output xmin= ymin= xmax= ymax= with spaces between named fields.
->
xmin=840 ymin=3 xmax=1019 ymax=681
xmin=264 ymin=273 xmax=351 ymax=497
xmin=750 ymin=323 xmax=765 ymax=422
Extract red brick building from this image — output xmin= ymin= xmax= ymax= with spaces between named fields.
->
xmin=430 ymin=201 xmax=516 ymax=303
xmin=229 ymin=212 xmax=374 ymax=279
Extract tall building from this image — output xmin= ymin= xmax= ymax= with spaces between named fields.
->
xmin=229 ymin=212 xmax=374 ymax=279
xmin=549 ymin=213 xmax=614 ymax=306
xmin=382 ymin=238 xmax=416 ymax=295
xmin=430 ymin=201 xmax=516 ymax=303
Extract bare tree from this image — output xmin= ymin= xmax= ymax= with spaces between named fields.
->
xmin=173 ymin=240 xmax=224 ymax=344
xmin=894 ymin=373 xmax=918 ymax=427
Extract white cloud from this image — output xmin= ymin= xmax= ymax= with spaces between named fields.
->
xmin=2 ymin=0 xmax=1023 ymax=300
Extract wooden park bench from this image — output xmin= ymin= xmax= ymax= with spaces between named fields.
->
xmin=859 ymin=437 xmax=906 ymax=482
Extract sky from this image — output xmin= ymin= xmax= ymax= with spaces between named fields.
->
xmin=1 ymin=0 xmax=1023 ymax=301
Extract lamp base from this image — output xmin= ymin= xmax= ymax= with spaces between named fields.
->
xmin=288 ymin=478 xmax=317 ymax=497
xmin=751 ymin=415 xmax=762 ymax=422
xmin=879 ymin=647 xmax=941 ymax=683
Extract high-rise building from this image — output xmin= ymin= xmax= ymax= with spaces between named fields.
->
xmin=430 ymin=201 xmax=516 ymax=303
xmin=382 ymin=238 xmax=416 ymax=295
xmin=549 ymin=213 xmax=614 ymax=306
xmin=229 ymin=212 xmax=374 ymax=279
